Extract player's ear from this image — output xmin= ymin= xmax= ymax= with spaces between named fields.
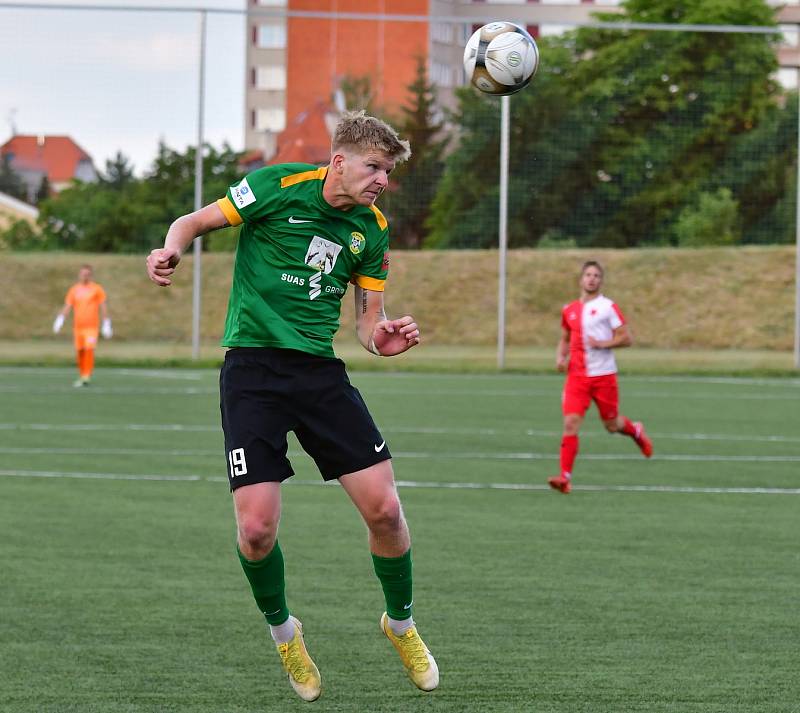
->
xmin=331 ymin=152 xmax=346 ymax=173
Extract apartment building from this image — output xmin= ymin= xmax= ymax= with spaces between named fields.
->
xmin=244 ymin=0 xmax=800 ymax=157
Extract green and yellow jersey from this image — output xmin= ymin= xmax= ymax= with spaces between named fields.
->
xmin=216 ymin=163 xmax=390 ymax=359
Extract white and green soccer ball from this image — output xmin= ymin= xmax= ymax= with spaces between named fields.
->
xmin=463 ymin=21 xmax=539 ymax=96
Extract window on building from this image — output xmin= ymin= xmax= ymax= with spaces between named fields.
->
xmin=431 ymin=61 xmax=453 ymax=88
xmin=256 ymin=66 xmax=287 ymax=90
xmin=431 ymin=23 xmax=453 ymax=43
xmin=257 ymin=24 xmax=286 ymax=49
xmin=780 ymin=24 xmax=799 ymax=47
xmin=255 ymin=109 xmax=286 ymax=132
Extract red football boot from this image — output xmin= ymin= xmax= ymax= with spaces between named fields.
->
xmin=633 ymin=422 xmax=653 ymax=458
xmin=547 ymin=474 xmax=572 ymax=494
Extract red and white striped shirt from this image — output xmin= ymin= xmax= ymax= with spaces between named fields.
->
xmin=561 ymin=295 xmax=626 ymax=377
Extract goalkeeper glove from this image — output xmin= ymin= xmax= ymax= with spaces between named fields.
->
xmin=52 ymin=314 xmax=65 ymax=334
xmin=101 ymin=318 xmax=113 ymax=339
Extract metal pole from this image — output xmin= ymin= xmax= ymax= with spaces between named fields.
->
xmin=794 ymin=79 xmax=800 ymax=368
xmin=497 ymin=95 xmax=510 ymax=370
xmin=192 ymin=10 xmax=206 ymax=361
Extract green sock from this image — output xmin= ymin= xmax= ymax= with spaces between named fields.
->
xmin=372 ymin=549 xmax=413 ymax=621
xmin=238 ymin=542 xmax=290 ymax=626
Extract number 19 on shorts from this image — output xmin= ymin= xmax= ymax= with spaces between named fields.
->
xmin=228 ymin=448 xmax=248 ymax=478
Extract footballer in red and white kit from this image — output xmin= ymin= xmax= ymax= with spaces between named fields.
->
xmin=548 ymin=261 xmax=653 ymax=494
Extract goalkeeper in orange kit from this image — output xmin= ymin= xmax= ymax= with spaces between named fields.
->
xmin=52 ymin=264 xmax=112 ymax=387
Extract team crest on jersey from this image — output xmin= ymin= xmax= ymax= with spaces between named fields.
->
xmin=231 ymin=177 xmax=256 ymax=209
xmin=305 ymin=236 xmax=342 ymax=274
xmin=349 ymin=231 xmax=365 ymax=255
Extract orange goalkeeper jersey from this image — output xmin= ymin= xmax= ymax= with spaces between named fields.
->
xmin=65 ymin=282 xmax=106 ymax=331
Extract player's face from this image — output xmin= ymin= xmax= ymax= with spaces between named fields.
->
xmin=338 ymin=149 xmax=396 ymax=207
xmin=580 ymin=266 xmax=603 ymax=295
xmin=78 ymin=268 xmax=92 ymax=284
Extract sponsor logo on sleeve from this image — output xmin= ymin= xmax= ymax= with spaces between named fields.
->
xmin=381 ymin=251 xmax=390 ymax=270
xmin=231 ymin=178 xmax=257 ymax=209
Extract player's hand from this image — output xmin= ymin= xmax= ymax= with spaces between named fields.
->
xmin=147 ymin=248 xmax=181 ymax=286
xmin=371 ymin=316 xmax=420 ymax=356
xmin=556 ymin=355 xmax=568 ymax=372
xmin=587 ymin=336 xmax=606 ymax=349
xmin=101 ymin=318 xmax=113 ymax=339
xmin=52 ymin=314 xmax=65 ymax=334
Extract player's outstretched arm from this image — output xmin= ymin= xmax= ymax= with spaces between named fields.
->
xmin=354 ymin=285 xmax=420 ymax=357
xmin=147 ymin=203 xmax=229 ymax=286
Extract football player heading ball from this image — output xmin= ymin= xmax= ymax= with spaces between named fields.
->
xmin=146 ymin=111 xmax=436 ymax=702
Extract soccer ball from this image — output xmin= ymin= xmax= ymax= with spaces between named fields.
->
xmin=463 ymin=21 xmax=539 ymax=96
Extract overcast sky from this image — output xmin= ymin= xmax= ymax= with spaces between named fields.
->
xmin=0 ymin=0 xmax=246 ymax=174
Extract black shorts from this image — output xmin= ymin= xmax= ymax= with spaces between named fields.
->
xmin=219 ymin=347 xmax=391 ymax=490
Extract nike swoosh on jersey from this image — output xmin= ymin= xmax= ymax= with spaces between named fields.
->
xmin=374 ymin=441 xmax=386 ymax=452
xmin=288 ymin=216 xmax=312 ymax=224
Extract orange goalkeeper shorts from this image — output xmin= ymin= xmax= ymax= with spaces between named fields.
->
xmin=73 ymin=328 xmax=99 ymax=351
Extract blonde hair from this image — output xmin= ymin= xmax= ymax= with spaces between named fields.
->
xmin=332 ymin=110 xmax=411 ymax=163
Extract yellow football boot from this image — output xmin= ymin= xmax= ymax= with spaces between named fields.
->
xmin=380 ymin=612 xmax=439 ymax=691
xmin=276 ymin=617 xmax=321 ymax=702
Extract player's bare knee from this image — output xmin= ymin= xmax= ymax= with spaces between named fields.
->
xmin=563 ymin=415 xmax=581 ymax=434
xmin=364 ymin=495 xmax=404 ymax=536
xmin=237 ymin=517 xmax=278 ymax=559
xmin=604 ymin=419 xmax=619 ymax=433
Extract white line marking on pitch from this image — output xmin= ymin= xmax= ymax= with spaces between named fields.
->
xmin=1 ymin=382 xmax=798 ymax=400
xmin=0 ymin=469 xmax=201 ymax=481
xmin=0 ymin=386 xmax=216 ymax=395
xmin=1 ymin=446 xmax=799 ymax=464
xmin=2 ymin=423 xmax=800 ymax=446
xmin=0 ymin=423 xmax=219 ymax=432
xmin=1 ymin=470 xmax=799 ymax=495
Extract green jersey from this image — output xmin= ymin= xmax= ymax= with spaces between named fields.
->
xmin=216 ymin=163 xmax=390 ymax=358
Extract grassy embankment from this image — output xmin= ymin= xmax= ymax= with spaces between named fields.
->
xmin=0 ymin=247 xmax=796 ymax=374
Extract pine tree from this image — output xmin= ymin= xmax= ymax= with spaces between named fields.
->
xmin=383 ymin=56 xmax=447 ymax=249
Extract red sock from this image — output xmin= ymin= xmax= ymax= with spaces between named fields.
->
xmin=620 ymin=417 xmax=637 ymax=438
xmin=560 ymin=434 xmax=578 ymax=477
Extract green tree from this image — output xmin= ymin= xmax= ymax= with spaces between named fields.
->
xmin=340 ymin=74 xmax=376 ymax=113
xmin=103 ymin=151 xmax=135 ymax=191
xmin=674 ymin=188 xmax=741 ymax=246
xmin=426 ymin=0 xmax=785 ymax=248
xmin=704 ymin=91 xmax=797 ymax=244
xmin=426 ymin=39 xmax=580 ymax=248
xmin=36 ymin=142 xmax=243 ymax=253
xmin=0 ymin=219 xmax=43 ymax=250
xmin=380 ymin=56 xmax=447 ymax=249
